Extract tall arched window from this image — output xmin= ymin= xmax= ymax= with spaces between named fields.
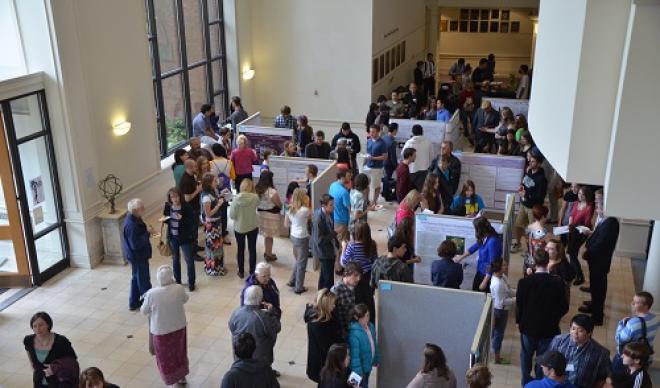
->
xmin=145 ymin=0 xmax=229 ymax=157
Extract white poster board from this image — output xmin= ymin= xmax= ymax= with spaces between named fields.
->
xmin=455 ymin=152 xmax=525 ymax=211
xmin=414 ymin=213 xmax=504 ymax=288
xmin=390 ymin=118 xmax=447 ymax=144
xmin=237 ymin=111 xmax=261 ymax=127
xmin=487 ymin=98 xmax=529 ymax=118
xmin=268 ymin=156 xmax=334 ymax=210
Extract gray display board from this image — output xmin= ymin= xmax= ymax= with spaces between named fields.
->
xmin=311 ymin=161 xmax=337 ymax=213
xmin=455 ymin=152 xmax=525 ymax=211
xmin=488 ymin=97 xmax=529 ymax=118
xmin=236 ymin=111 xmax=261 ymax=127
xmin=377 ymin=281 xmax=489 ymax=388
xmin=414 ymin=214 xmax=504 ymax=288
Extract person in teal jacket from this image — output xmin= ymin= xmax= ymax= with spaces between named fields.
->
xmin=348 ymin=304 xmax=380 ymax=388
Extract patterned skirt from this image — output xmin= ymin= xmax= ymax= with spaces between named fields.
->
xmin=204 ymin=221 xmax=224 ymax=275
xmin=152 ymin=327 xmax=189 ymax=385
xmin=258 ymin=211 xmax=281 ymax=238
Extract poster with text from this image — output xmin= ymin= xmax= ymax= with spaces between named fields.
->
xmin=239 ymin=125 xmax=291 ymax=162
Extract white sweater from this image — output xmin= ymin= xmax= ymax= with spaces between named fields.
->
xmin=490 ymin=275 xmax=516 ymax=310
xmin=141 ymin=283 xmax=189 ymax=335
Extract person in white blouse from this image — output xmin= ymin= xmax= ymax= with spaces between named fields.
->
xmin=517 ymin=65 xmax=530 ymax=99
xmin=285 ymin=188 xmax=312 ymax=294
xmin=489 ymin=257 xmax=516 ymax=365
xmin=141 ymin=265 xmax=190 ymax=387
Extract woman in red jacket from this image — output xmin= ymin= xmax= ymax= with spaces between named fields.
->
xmin=567 ymin=186 xmax=595 ymax=285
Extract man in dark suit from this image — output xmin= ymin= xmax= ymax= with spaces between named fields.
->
xmin=578 ymin=190 xmax=620 ymax=325
xmin=516 ymin=249 xmax=569 ymax=386
xmin=311 ymin=194 xmax=338 ymax=290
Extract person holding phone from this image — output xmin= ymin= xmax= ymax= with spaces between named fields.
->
xmin=348 ymin=304 xmax=380 ymax=388
xmin=318 ymin=343 xmax=359 ymax=388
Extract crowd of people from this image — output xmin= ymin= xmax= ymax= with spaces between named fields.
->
xmin=21 ymin=81 xmax=657 ymax=388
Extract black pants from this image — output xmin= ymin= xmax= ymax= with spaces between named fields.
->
xmin=318 ymin=258 xmax=335 ymax=291
xmin=235 ymin=227 xmax=258 ymax=275
xmin=355 ymin=271 xmax=375 ymax=323
xmin=589 ymin=266 xmax=608 ymax=322
xmin=219 ymin=202 xmax=229 ymax=237
xmin=235 ymin=174 xmax=252 ymax=193
xmin=382 ymin=166 xmax=395 ymax=201
xmin=472 ymin=272 xmax=491 ymax=292
xmin=424 ymin=77 xmax=435 ymax=97
xmin=567 ymin=228 xmax=587 ymax=280
xmin=192 ymin=210 xmax=201 ymax=247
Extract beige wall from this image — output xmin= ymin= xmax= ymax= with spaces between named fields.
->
xmin=437 ymin=7 xmax=535 ymax=77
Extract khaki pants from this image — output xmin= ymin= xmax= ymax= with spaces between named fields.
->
xmin=514 ymin=205 xmax=535 ymax=238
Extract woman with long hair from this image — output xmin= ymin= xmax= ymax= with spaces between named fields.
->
xmin=449 ymin=180 xmax=485 ymax=217
xmin=285 ymin=188 xmax=312 ymax=294
xmin=305 ymin=289 xmax=343 ymax=383
xmin=524 ymin=204 xmax=550 ymax=273
xmin=318 ymin=343 xmax=355 ymax=388
xmin=454 ymin=217 xmax=502 ymax=291
xmin=567 ymin=185 xmax=595 ymax=285
xmin=546 ymin=238 xmax=575 ymax=302
xmin=341 ymin=222 xmax=378 ymax=323
xmin=196 ymin=155 xmax=210 ymax=177
xmin=209 ymin=143 xmax=234 ymax=245
xmin=141 ymin=265 xmax=189 ymax=387
xmin=488 ymin=258 xmax=515 ymax=365
xmin=420 ymin=173 xmax=443 ymax=214
xmin=391 ymin=217 xmax=422 ymax=268
xmin=347 ymin=304 xmax=380 ymax=388
xmin=163 ymin=187 xmax=196 ymax=290
xmin=297 ymin=115 xmax=314 ymax=153
xmin=229 ymin=179 xmax=260 ymax=278
xmin=171 ymin=149 xmax=188 ymax=187
xmin=200 ymin=172 xmax=226 ymax=276
xmin=406 ymin=343 xmax=457 ymax=388
xmin=79 ymin=367 xmax=119 ymax=388
xmin=350 ymin=173 xmax=375 ymax=230
xmin=365 ymin=103 xmax=378 ymax=132
xmin=255 ymin=170 xmax=283 ymax=262
xmin=396 ymin=189 xmax=421 ymax=225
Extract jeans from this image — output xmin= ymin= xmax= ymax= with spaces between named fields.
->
xmin=289 ymin=236 xmax=309 ymax=291
xmin=491 ymin=308 xmax=509 ymax=353
xmin=359 ymin=372 xmax=370 ymax=388
xmin=129 ymin=258 xmax=152 ymax=308
xmin=318 ymin=258 xmax=335 ymax=290
xmin=235 ymin=228 xmax=258 ymax=275
xmin=170 ymin=238 xmax=196 ymax=287
xmin=520 ymin=334 xmax=552 ymax=386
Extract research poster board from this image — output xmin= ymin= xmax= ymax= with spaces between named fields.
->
xmin=238 ymin=125 xmax=291 ymax=161
xmin=268 ymin=156 xmax=334 ymax=211
xmin=488 ymin=98 xmax=529 ymax=118
xmin=390 ymin=118 xmax=447 ymax=144
xmin=414 ymin=213 xmax=504 ymax=288
xmin=377 ymin=281 xmax=489 ymax=388
xmin=455 ymin=152 xmax=525 ymax=211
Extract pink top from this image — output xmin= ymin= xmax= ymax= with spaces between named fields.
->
xmin=395 ymin=202 xmax=414 ymax=225
xmin=570 ymin=202 xmax=594 ymax=228
xmin=230 ymin=148 xmax=258 ymax=175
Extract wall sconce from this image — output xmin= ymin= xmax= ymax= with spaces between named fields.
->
xmin=242 ymin=69 xmax=255 ymax=80
xmin=112 ymin=121 xmax=131 ymax=136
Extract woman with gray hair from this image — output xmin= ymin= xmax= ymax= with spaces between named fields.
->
xmin=122 ymin=198 xmax=153 ymax=311
xmin=240 ymin=262 xmax=281 ymax=318
xmin=141 ymin=265 xmax=189 ymax=387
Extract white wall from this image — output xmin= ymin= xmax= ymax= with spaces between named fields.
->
xmin=234 ymin=0 xmax=372 ymax=124
xmin=438 ymin=8 xmax=535 ymax=77
xmin=0 ymin=0 xmax=26 ymax=80
xmin=371 ymin=0 xmax=427 ymax=99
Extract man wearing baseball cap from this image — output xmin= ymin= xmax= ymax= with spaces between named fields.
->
xmin=524 ymin=351 xmax=575 ymax=387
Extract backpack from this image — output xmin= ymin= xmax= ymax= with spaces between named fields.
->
xmin=619 ymin=317 xmax=655 ymax=366
xmin=213 ymin=160 xmax=232 ymax=193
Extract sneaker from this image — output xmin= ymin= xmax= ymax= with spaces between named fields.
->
xmin=189 ymin=284 xmax=195 ymax=292
xmin=286 ymin=281 xmax=295 ymax=287
xmin=218 ymin=267 xmax=227 ymax=276
xmin=237 ymin=271 xmax=245 ymax=279
xmin=294 ymin=287 xmax=308 ymax=294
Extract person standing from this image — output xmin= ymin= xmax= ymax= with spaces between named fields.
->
xmin=382 ymin=124 xmax=399 ymax=201
xmin=229 ymin=285 xmax=282 ymax=375
xmin=566 ymin=186 xmax=595 ymax=286
xmin=523 ymin=351 xmax=575 ymax=388
xmin=332 ymin=262 xmax=363 ymax=336
xmin=516 ymin=249 xmax=569 ymax=386
xmin=209 ymin=143 xmax=234 ymax=245
xmin=305 ymin=289 xmax=343 ymax=383
xmin=386 ymin=91 xmax=406 ymax=119
xmin=453 ymin=217 xmax=502 ymax=291
xmin=402 ymin=125 xmax=434 ymax=191
xmin=319 ymin=344 xmax=357 ymax=388
xmin=221 ymin=332 xmax=280 ymax=388
xmin=331 ymin=123 xmax=362 ymax=170
xmin=449 ymin=58 xmax=466 ymax=77
xmin=423 ymin=53 xmax=436 ymax=97
xmin=512 ymin=152 xmax=548 ymax=253
xmin=613 ymin=291 xmax=658 ymax=375
xmin=192 ymin=103 xmax=215 ymax=138
xmin=200 ymin=173 xmax=227 ymax=276
xmin=341 ymin=222 xmax=378 ymax=322
xmin=171 ymin=149 xmax=188 ymax=187
xmin=406 ymin=343 xmax=457 ymax=388
xmin=548 ymin=314 xmax=611 ymax=388
xmin=285 ymin=188 xmax=312 ymax=294
xmin=229 ymin=179 xmax=260 ymax=278
xmin=609 ymin=343 xmax=653 ymax=388
xmin=369 ymin=236 xmax=413 ymax=288
xmin=313 ymin=195 xmax=339 ymax=290
xmin=431 ymin=240 xmax=463 ymax=289
xmin=225 ymin=96 xmax=249 ymax=132
xmin=489 ymin=258 xmax=516 ymax=365
xmin=240 ymin=262 xmax=281 ymax=318
xmin=329 ymin=170 xmax=353 ymax=265
xmin=123 ymin=198 xmax=153 ymax=311
xmin=348 ymin=304 xmax=380 ymax=388
xmin=274 ymin=105 xmax=296 ymax=131
xmin=517 ymin=65 xmax=530 ymax=99
xmin=429 ymin=141 xmax=461 ymax=212
xmin=396 ymin=148 xmax=416 ymax=202
xmin=255 ymin=170 xmax=283 ymax=263
xmin=435 ymin=99 xmax=451 ymax=122
xmin=163 ymin=188 xmax=196 ymax=291
xmin=578 ymin=190 xmax=620 ymax=325
xmin=230 ymin=134 xmax=258 ymax=193
xmin=178 ymin=159 xmax=204 ymax=259
xmin=305 ymin=130 xmax=332 ymax=159
xmin=24 ymin=312 xmax=79 ymax=388
xmin=141 ymin=265 xmax=189 ymax=387
xmin=364 ymin=125 xmax=388 ymax=204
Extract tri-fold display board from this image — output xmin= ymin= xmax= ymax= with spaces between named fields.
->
xmin=377 ymin=281 xmax=492 ymax=388
xmin=487 ymin=97 xmax=529 ymax=118
xmin=267 ymin=156 xmax=335 ymax=213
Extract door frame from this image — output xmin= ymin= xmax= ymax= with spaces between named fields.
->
xmin=0 ymin=112 xmax=31 ymax=287
xmin=0 ymin=87 xmax=69 ymax=286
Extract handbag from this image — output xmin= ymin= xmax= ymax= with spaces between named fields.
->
xmin=157 ymin=223 xmax=171 ymax=257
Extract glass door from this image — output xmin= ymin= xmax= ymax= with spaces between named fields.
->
xmin=1 ymin=90 xmax=69 ymax=285
xmin=0 ymin=112 xmax=30 ymax=287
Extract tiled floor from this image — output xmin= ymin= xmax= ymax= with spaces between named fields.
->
xmin=0 ymin=200 xmax=641 ymax=387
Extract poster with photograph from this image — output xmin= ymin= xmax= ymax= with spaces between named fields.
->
xmin=30 ymin=176 xmax=45 ymax=205
xmin=238 ymin=125 xmax=291 ymax=162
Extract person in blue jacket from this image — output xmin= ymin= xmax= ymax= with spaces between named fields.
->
xmin=122 ymin=198 xmax=153 ymax=310
xmin=348 ymin=304 xmax=380 ymax=388
xmin=454 ymin=216 xmax=502 ymax=292
xmin=431 ymin=239 xmax=464 ymax=289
